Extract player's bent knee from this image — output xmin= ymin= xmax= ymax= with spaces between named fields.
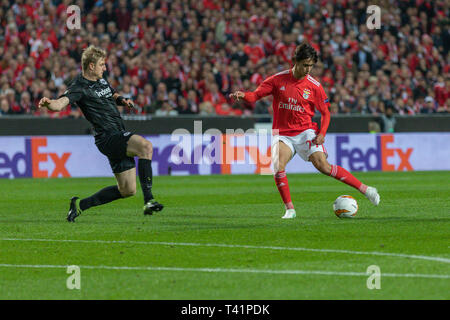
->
xmin=140 ymin=140 xmax=153 ymax=159
xmin=275 ymin=155 xmax=290 ymax=173
xmin=119 ymin=187 xmax=136 ymax=198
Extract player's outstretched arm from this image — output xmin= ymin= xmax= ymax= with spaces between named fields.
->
xmin=230 ymin=77 xmax=274 ymax=104
xmin=38 ymin=97 xmax=70 ymax=111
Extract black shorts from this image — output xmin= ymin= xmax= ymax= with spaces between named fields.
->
xmin=95 ymin=131 xmax=136 ymax=174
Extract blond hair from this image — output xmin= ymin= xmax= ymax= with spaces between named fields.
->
xmin=81 ymin=45 xmax=106 ymax=72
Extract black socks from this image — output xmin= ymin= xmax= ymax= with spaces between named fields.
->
xmin=78 ymin=159 xmax=154 ymax=212
xmin=138 ymin=158 xmax=154 ymax=203
xmin=79 ymin=185 xmax=122 ymax=211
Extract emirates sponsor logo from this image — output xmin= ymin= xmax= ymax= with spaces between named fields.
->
xmin=279 ymin=97 xmax=305 ymax=113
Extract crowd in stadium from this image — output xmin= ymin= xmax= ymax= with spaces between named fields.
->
xmin=0 ymin=0 xmax=449 ymax=121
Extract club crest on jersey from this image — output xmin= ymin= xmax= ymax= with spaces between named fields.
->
xmin=302 ymin=89 xmax=311 ymax=99
xmin=99 ymin=78 xmax=108 ymax=85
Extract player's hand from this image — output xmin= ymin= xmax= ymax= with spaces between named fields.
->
xmin=124 ymin=98 xmax=135 ymax=109
xmin=229 ymin=91 xmax=245 ymax=101
xmin=312 ymin=133 xmax=325 ymax=145
xmin=38 ymin=97 xmax=51 ymax=109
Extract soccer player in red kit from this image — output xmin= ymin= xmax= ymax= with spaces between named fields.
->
xmin=230 ymin=42 xmax=380 ymax=219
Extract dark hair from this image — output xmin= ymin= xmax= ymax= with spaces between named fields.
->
xmin=292 ymin=42 xmax=318 ymax=63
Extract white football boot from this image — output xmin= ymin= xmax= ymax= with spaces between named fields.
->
xmin=282 ymin=208 xmax=296 ymax=219
xmin=365 ymin=186 xmax=380 ymax=206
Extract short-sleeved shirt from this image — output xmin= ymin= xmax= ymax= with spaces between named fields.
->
xmin=243 ymin=69 xmax=331 ymax=137
xmin=61 ymin=74 xmax=125 ymax=139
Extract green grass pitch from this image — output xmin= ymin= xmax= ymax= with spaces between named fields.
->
xmin=0 ymin=171 xmax=449 ymax=299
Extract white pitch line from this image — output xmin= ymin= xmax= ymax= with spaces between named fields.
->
xmin=1 ymin=238 xmax=450 ymax=264
xmin=0 ymin=263 xmax=448 ymax=279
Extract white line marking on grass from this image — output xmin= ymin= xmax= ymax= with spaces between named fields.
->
xmin=2 ymin=238 xmax=450 ymax=264
xmin=0 ymin=263 xmax=448 ymax=279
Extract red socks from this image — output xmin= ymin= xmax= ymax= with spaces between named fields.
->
xmin=330 ymin=165 xmax=367 ymax=193
xmin=274 ymin=171 xmax=294 ymax=209
xmin=274 ymin=166 xmax=366 ymax=210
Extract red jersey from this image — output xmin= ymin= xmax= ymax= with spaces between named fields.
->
xmin=243 ymin=69 xmax=331 ymax=137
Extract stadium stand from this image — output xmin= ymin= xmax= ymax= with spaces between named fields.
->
xmin=0 ymin=0 xmax=448 ymax=120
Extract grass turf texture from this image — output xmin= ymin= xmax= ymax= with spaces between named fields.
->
xmin=0 ymin=171 xmax=449 ymax=300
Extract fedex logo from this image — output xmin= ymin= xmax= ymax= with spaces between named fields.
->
xmin=336 ymin=135 xmax=413 ymax=172
xmin=0 ymin=137 xmax=71 ymax=178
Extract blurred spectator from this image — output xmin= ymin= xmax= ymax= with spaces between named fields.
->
xmin=199 ymin=101 xmax=215 ymax=116
xmin=368 ymin=121 xmax=381 ymax=133
xmin=98 ymin=1 xmax=115 ymax=27
xmin=115 ymin=0 xmax=132 ymax=31
xmin=203 ymin=83 xmax=227 ymax=112
xmin=230 ymin=43 xmax=249 ymax=67
xmin=215 ymin=102 xmax=242 ymax=116
xmin=177 ymin=96 xmax=194 ymax=115
xmin=146 ymin=91 xmax=166 ymax=114
xmin=354 ymin=97 xmax=367 ymax=114
xmin=254 ymin=98 xmax=271 ymax=115
xmin=437 ymin=99 xmax=449 ymax=114
xmin=19 ymin=91 xmax=33 ymax=114
xmin=164 ymin=61 xmax=182 ymax=95
xmin=155 ymin=100 xmax=178 ymax=116
xmin=329 ymin=102 xmax=339 ymax=115
xmin=365 ymin=96 xmax=381 ymax=115
xmin=244 ymin=34 xmax=266 ymax=65
xmin=421 ymin=96 xmax=437 ymax=114
xmin=134 ymin=93 xmax=148 ymax=114
xmin=381 ymin=106 xmax=397 ymax=132
xmin=186 ymin=90 xmax=200 ymax=114
xmin=0 ymin=98 xmax=10 ymax=115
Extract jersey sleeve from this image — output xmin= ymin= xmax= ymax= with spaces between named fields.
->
xmin=315 ymin=85 xmax=331 ymax=136
xmin=60 ymin=84 xmax=84 ymax=105
xmin=243 ymin=75 xmax=274 ymax=103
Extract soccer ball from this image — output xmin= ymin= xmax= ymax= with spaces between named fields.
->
xmin=333 ymin=195 xmax=358 ymax=218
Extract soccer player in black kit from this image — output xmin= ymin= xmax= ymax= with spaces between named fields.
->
xmin=38 ymin=46 xmax=163 ymax=222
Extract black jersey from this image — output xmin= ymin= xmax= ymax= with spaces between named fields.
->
xmin=61 ymin=74 xmax=125 ymax=137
